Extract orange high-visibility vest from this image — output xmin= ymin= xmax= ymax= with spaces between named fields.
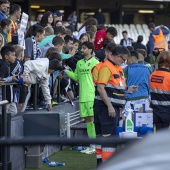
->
xmin=150 ymin=69 xmax=170 ymax=109
xmin=152 ymin=29 xmax=167 ymax=51
xmin=98 ymin=59 xmax=126 ymax=108
xmin=91 ymin=62 xmax=103 ymax=84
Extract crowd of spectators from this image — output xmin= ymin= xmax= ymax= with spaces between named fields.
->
xmin=1 ymin=0 xmax=170 ymax=167
xmin=0 ymin=0 xmax=169 ymax=134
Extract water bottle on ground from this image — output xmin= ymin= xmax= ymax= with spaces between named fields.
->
xmin=48 ymin=162 xmax=65 ymax=167
xmin=71 ymin=146 xmax=86 ymax=151
xmin=42 ymin=157 xmax=49 ymax=163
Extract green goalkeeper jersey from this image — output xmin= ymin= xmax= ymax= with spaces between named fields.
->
xmin=66 ymin=57 xmax=99 ymax=102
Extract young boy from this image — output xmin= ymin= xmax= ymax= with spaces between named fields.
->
xmin=0 ymin=45 xmax=18 ymax=115
xmin=10 ymin=45 xmax=26 ymax=112
xmin=21 ymin=58 xmax=64 ymax=111
xmin=106 ymin=27 xmax=117 ymax=44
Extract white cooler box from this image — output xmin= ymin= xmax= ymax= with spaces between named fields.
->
xmin=134 ymin=112 xmax=153 ymax=128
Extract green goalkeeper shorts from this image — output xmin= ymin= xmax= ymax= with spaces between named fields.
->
xmin=79 ymin=101 xmax=94 ymax=118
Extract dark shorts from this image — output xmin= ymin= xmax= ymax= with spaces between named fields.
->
xmin=94 ymin=101 xmax=120 ymax=136
xmin=153 ymin=109 xmax=170 ymax=130
xmin=19 ymin=85 xmax=28 ymax=103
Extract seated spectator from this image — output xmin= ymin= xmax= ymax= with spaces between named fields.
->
xmin=133 ymin=35 xmax=147 ymax=51
xmin=0 ymin=45 xmax=18 ymax=115
xmin=120 ymin=30 xmax=133 ymax=47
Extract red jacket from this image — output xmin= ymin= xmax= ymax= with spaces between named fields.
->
xmin=94 ymin=29 xmax=106 ymax=51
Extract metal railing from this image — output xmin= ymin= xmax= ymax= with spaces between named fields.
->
xmin=0 ymin=136 xmax=138 ymax=146
xmin=66 ymin=111 xmax=85 ymax=138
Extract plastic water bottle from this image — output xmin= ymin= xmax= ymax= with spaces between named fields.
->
xmin=71 ymin=146 xmax=86 ymax=151
xmin=48 ymin=162 xmax=65 ymax=167
xmin=42 ymin=157 xmax=49 ymax=163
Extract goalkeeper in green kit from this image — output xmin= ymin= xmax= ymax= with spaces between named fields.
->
xmin=65 ymin=41 xmax=99 ymax=152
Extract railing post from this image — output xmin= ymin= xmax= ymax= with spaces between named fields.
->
xmin=33 ymin=84 xmax=37 ymax=110
xmin=57 ymin=78 xmax=61 ymax=103
xmin=67 ymin=113 xmax=71 ymax=138
xmin=1 ymin=85 xmax=8 ymax=170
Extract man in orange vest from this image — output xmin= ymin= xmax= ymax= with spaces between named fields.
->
xmin=92 ymin=43 xmax=116 ymax=167
xmin=150 ymin=51 xmax=170 ymax=131
xmin=96 ymin=45 xmax=138 ymax=162
xmin=148 ymin=22 xmax=169 ymax=55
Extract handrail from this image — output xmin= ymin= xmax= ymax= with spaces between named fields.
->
xmin=0 ymin=136 xmax=139 ymax=146
xmin=0 ymin=82 xmax=19 ymax=86
xmin=0 ymin=100 xmax=8 ymax=106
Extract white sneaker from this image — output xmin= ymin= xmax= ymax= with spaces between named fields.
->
xmin=84 ymin=148 xmax=95 ymax=154
xmin=80 ymin=147 xmax=90 ymax=153
xmin=80 ymin=147 xmax=95 ymax=154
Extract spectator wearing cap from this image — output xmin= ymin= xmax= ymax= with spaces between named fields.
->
xmin=54 ymin=10 xmax=64 ymax=22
